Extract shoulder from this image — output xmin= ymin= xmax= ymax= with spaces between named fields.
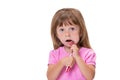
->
xmin=79 ymin=47 xmax=96 ymax=58
xmin=49 ymin=47 xmax=64 ymax=55
xmin=80 ymin=47 xmax=96 ymax=65
xmin=48 ymin=47 xmax=65 ymax=62
xmin=80 ymin=47 xmax=95 ymax=53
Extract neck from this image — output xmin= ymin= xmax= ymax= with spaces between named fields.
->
xmin=64 ymin=46 xmax=72 ymax=53
xmin=64 ymin=45 xmax=81 ymax=53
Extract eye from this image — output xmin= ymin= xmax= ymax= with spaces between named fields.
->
xmin=58 ymin=28 xmax=64 ymax=33
xmin=70 ymin=27 xmax=75 ymax=31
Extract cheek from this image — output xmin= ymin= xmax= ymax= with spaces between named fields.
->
xmin=57 ymin=34 xmax=64 ymax=41
xmin=75 ymin=35 xmax=80 ymax=42
xmin=73 ymin=33 xmax=80 ymax=43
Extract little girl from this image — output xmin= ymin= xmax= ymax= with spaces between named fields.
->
xmin=47 ymin=8 xmax=96 ymax=80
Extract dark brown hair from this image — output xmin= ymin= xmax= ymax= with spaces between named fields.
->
xmin=51 ymin=8 xmax=91 ymax=49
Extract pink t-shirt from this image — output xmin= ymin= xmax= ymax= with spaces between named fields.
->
xmin=48 ymin=47 xmax=96 ymax=80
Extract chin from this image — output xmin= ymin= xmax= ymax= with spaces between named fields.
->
xmin=64 ymin=45 xmax=71 ymax=48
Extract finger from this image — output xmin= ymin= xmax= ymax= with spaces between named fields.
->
xmin=65 ymin=66 xmax=71 ymax=72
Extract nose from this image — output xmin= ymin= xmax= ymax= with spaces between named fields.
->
xmin=65 ymin=30 xmax=70 ymax=37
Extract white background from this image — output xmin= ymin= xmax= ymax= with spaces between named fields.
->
xmin=0 ymin=0 xmax=120 ymax=80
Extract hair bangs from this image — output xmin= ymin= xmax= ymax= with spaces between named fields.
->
xmin=57 ymin=13 xmax=79 ymax=27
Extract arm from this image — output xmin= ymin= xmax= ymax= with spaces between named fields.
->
xmin=71 ymin=45 xmax=95 ymax=80
xmin=74 ymin=55 xmax=95 ymax=80
xmin=47 ymin=60 xmax=64 ymax=80
xmin=47 ymin=56 xmax=75 ymax=80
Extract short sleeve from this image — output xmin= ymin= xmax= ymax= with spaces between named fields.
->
xmin=48 ymin=50 xmax=57 ymax=65
xmin=85 ymin=49 xmax=96 ymax=66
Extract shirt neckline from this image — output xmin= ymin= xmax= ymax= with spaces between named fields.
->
xmin=61 ymin=46 xmax=84 ymax=56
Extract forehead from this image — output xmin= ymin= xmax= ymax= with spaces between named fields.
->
xmin=57 ymin=24 xmax=79 ymax=29
xmin=57 ymin=19 xmax=77 ymax=27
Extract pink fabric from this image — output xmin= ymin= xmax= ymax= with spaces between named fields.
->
xmin=48 ymin=47 xmax=96 ymax=80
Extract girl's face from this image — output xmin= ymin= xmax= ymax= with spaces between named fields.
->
xmin=56 ymin=25 xmax=80 ymax=48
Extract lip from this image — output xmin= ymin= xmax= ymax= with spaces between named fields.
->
xmin=65 ymin=40 xmax=74 ymax=46
xmin=65 ymin=39 xmax=72 ymax=42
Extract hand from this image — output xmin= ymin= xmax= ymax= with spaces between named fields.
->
xmin=70 ymin=44 xmax=79 ymax=57
xmin=61 ymin=55 xmax=75 ymax=67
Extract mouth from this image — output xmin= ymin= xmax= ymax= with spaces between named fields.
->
xmin=66 ymin=39 xmax=72 ymax=42
xmin=65 ymin=39 xmax=74 ymax=45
